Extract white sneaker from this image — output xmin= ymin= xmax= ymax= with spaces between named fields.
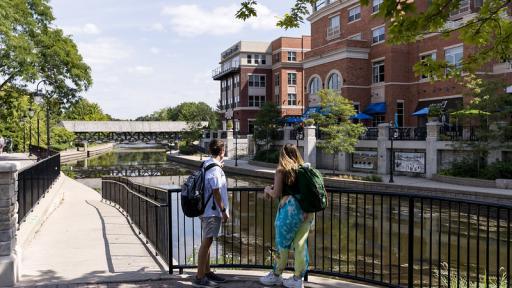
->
xmin=283 ymin=275 xmax=304 ymax=288
xmin=259 ymin=271 xmax=283 ymax=286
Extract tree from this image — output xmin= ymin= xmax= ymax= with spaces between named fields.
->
xmin=64 ymin=98 xmax=111 ymax=121
xmin=254 ymin=102 xmax=281 ymax=155
xmin=237 ymin=0 xmax=512 ymax=78
xmin=137 ymin=102 xmax=219 ymax=130
xmin=312 ymin=89 xmax=366 ymax=174
xmin=0 ymin=0 xmax=92 ymax=104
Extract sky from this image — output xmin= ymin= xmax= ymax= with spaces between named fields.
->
xmin=50 ymin=0 xmax=310 ymax=119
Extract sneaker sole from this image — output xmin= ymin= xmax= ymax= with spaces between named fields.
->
xmin=192 ymin=282 xmax=220 ymax=288
xmin=259 ymin=280 xmax=283 ymax=286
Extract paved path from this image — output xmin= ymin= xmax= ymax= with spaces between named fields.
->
xmin=176 ymin=155 xmax=511 ymax=196
xmin=19 ymin=175 xmax=168 ymax=286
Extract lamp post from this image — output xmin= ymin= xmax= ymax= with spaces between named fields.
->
xmin=389 ymin=121 xmax=397 ymax=183
xmin=20 ymin=117 xmax=27 ymax=153
xmin=235 ymin=118 xmax=238 ymax=167
xmin=34 ymin=80 xmax=56 ymax=158
xmin=28 ymin=106 xmax=35 ymax=155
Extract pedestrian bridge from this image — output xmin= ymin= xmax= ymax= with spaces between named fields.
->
xmin=61 ymin=121 xmax=208 ymax=144
xmin=1 ymin=151 xmax=511 ymax=287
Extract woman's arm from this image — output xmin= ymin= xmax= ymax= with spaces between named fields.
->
xmin=265 ymin=170 xmax=283 ymax=199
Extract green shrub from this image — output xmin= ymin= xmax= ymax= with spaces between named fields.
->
xmin=480 ymin=161 xmax=512 ymax=180
xmin=362 ymin=174 xmax=383 ymax=182
xmin=440 ymin=159 xmax=512 ymax=180
xmin=253 ymin=149 xmax=279 ymax=164
xmin=179 ymin=144 xmax=198 ymax=155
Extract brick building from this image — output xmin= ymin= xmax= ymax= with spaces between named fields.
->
xmin=304 ymin=0 xmax=512 ymax=127
xmin=212 ymin=37 xmax=311 ymax=135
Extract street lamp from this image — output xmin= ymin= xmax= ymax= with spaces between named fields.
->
xmin=34 ymin=80 xmax=56 ymax=158
xmin=28 ymin=106 xmax=35 ymax=155
xmin=389 ymin=121 xmax=398 ymax=183
xmin=234 ymin=113 xmax=238 ymax=167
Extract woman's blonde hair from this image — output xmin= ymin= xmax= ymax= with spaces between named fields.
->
xmin=278 ymin=144 xmax=304 ymax=186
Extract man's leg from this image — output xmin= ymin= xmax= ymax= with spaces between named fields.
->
xmin=197 ymin=237 xmax=213 ymax=279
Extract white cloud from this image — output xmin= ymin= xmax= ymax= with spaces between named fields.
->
xmin=128 ymin=66 xmax=154 ymax=75
xmin=64 ymin=23 xmax=101 ymax=35
xmin=146 ymin=23 xmax=166 ymax=32
xmin=162 ymin=4 xmax=277 ymax=37
xmin=78 ymin=37 xmax=132 ymax=66
xmin=150 ymin=47 xmax=160 ymax=54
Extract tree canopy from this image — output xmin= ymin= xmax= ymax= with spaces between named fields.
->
xmin=64 ymin=98 xmax=111 ymax=121
xmin=136 ymin=102 xmax=218 ymax=129
xmin=237 ymin=0 xmax=512 ymax=78
xmin=0 ymin=0 xmax=92 ymax=104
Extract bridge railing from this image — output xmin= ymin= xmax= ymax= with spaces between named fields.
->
xmin=101 ymin=177 xmax=512 ymax=288
xmin=17 ymin=152 xmax=61 ymax=224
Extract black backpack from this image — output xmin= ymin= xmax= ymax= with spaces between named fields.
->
xmin=180 ymin=161 xmax=219 ymax=217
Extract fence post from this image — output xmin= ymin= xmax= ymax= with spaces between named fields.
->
xmin=425 ymin=122 xmax=441 ymax=179
xmin=408 ymin=197 xmax=415 ymax=288
xmin=0 ymin=162 xmax=20 ymax=287
xmin=167 ymin=191 xmax=173 ymax=274
xmin=377 ymin=123 xmax=391 ymax=175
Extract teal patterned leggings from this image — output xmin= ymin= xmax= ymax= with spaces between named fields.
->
xmin=273 ymin=196 xmax=314 ymax=278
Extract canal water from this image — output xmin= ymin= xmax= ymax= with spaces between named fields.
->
xmin=65 ymin=147 xmax=508 ymax=288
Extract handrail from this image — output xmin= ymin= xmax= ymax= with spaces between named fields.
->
xmin=102 ymin=180 xmax=167 ymax=207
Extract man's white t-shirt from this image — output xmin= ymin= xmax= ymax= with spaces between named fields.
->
xmin=202 ymin=157 xmax=229 ymax=218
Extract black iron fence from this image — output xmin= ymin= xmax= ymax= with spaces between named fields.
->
xmin=101 ymin=177 xmax=512 ymax=288
xmin=290 ymin=129 xmax=305 ymax=140
xmin=220 ymin=131 xmax=227 ymax=139
xmin=439 ymin=126 xmax=486 ymax=142
xmin=390 ymin=127 xmax=427 ymax=141
xmin=17 ymin=152 xmax=61 ymax=224
xmin=360 ymin=127 xmax=379 ymax=140
xmin=277 ymin=130 xmax=285 ymax=141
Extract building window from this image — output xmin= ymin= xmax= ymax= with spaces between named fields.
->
xmin=396 ymin=101 xmax=404 ymax=127
xmin=288 ymin=93 xmax=297 ymax=106
xmin=445 ymin=45 xmax=463 ymax=73
xmin=234 ymin=75 xmax=240 ymax=87
xmin=247 ymin=54 xmax=252 ymax=64
xmin=372 ymin=60 xmax=385 ymax=83
xmin=274 ymin=53 xmax=280 ymax=63
xmin=354 ymin=103 xmax=360 ymax=113
xmin=309 ymin=77 xmax=321 ymax=94
xmin=349 ymin=33 xmax=362 ymax=40
xmin=348 ymin=6 xmax=361 ymax=22
xmin=287 ymin=51 xmax=297 ymax=62
xmin=227 ymin=78 xmax=232 ymax=90
xmin=420 ymin=53 xmax=436 ymax=80
xmin=327 ymin=15 xmax=341 ymax=40
xmin=288 ymin=73 xmax=297 ymax=85
xmin=372 ymin=26 xmax=385 ymax=44
xmin=372 ymin=114 xmax=385 ymax=127
xmin=327 ymin=73 xmax=341 ymax=91
xmin=274 ymin=73 xmax=280 ymax=87
xmin=234 ymin=120 xmax=240 ymax=132
xmin=450 ymin=0 xmax=470 ymax=18
xmin=254 ymin=54 xmax=260 ymax=65
xmin=248 ymin=75 xmax=266 ymax=87
xmin=248 ymin=95 xmax=265 ymax=107
xmin=261 ymin=55 xmax=266 ymax=65
xmin=248 ymin=120 xmax=255 ymax=134
xmin=372 ymin=0 xmax=383 ymax=13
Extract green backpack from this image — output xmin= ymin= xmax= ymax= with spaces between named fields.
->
xmin=292 ymin=164 xmax=327 ymax=213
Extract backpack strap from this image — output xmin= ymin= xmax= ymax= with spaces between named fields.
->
xmin=202 ymin=162 xmax=221 ymax=210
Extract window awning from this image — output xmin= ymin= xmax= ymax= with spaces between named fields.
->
xmin=350 ymin=112 xmax=373 ymax=120
xmin=363 ymin=102 xmax=386 ymax=114
xmin=412 ymin=97 xmax=463 ymax=116
xmin=283 ymin=116 xmax=304 ymax=123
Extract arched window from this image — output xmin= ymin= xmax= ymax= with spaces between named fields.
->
xmin=309 ymin=77 xmax=321 ymax=94
xmin=327 ymin=73 xmax=341 ymax=91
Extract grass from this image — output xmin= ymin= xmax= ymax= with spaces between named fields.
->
xmin=433 ymin=262 xmax=507 ymax=288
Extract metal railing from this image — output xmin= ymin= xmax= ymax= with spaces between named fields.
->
xmin=439 ymin=126 xmax=486 ymax=142
xmin=17 ymin=152 xmax=61 ymax=224
xmin=101 ymin=177 xmax=512 ymax=288
xmin=102 ymin=177 xmax=170 ymax=264
xmin=277 ymin=130 xmax=285 ymax=141
xmin=360 ymin=127 xmax=379 ymax=140
xmin=390 ymin=127 xmax=427 ymax=141
xmin=212 ymin=61 xmax=241 ymax=79
xmin=290 ymin=129 xmax=304 ymax=140
xmin=220 ymin=131 xmax=227 ymax=139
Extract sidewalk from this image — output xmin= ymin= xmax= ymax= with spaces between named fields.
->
xmin=60 ymin=143 xmax=114 ymax=163
xmin=173 ymin=155 xmax=512 ymax=197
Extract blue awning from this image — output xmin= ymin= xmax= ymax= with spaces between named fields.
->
xmin=284 ymin=116 xmax=304 ymax=123
xmin=350 ymin=112 xmax=373 ymax=120
xmin=412 ymin=107 xmax=429 ymax=116
xmin=303 ymin=107 xmax=322 ymax=118
xmin=363 ymin=102 xmax=386 ymax=114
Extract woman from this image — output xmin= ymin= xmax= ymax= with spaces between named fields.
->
xmin=259 ymin=144 xmax=315 ymax=288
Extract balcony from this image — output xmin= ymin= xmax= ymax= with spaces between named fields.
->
xmin=212 ymin=60 xmax=240 ymax=80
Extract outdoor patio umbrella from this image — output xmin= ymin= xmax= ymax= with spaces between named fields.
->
xmin=350 ymin=112 xmax=373 ymax=120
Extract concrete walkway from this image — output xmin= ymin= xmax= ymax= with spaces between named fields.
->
xmin=19 ymin=175 xmax=168 ymax=286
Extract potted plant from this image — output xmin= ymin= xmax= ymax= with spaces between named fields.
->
xmin=304 ymin=118 xmax=315 ymax=127
xmin=428 ymin=104 xmax=442 ymax=122
xmin=226 ymin=119 xmax=233 ymax=130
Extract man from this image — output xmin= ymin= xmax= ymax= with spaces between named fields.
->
xmin=193 ymin=139 xmax=230 ymax=287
